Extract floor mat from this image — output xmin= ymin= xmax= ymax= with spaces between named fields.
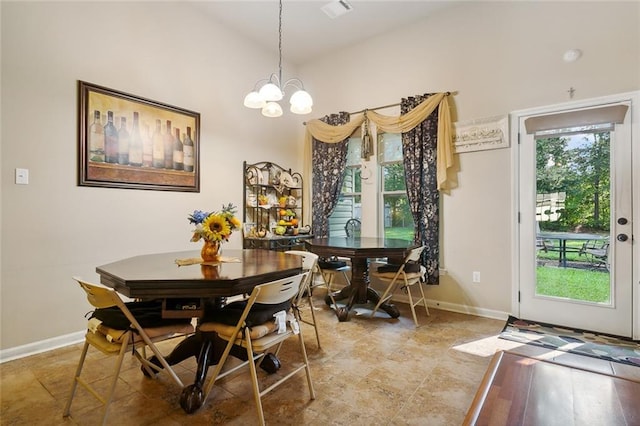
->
xmin=499 ymin=315 xmax=640 ymax=367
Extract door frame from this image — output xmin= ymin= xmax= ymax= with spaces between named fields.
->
xmin=509 ymin=91 xmax=639 ymax=340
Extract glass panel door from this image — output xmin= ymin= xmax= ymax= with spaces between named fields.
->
xmin=518 ymin=99 xmax=633 ymax=337
xmin=535 ymin=131 xmax=611 ymax=304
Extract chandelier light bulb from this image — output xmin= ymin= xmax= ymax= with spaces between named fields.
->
xmin=243 ymin=91 xmax=266 ymax=109
xmin=290 ymin=103 xmax=312 ymax=115
xmin=290 ymin=90 xmax=313 ymax=108
xmin=262 ymin=101 xmax=283 ymax=118
xmin=259 ymin=83 xmax=283 ymax=102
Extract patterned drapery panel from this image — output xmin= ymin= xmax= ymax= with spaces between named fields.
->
xmin=402 ymin=94 xmax=440 ymax=284
xmin=311 ymin=112 xmax=350 ymax=237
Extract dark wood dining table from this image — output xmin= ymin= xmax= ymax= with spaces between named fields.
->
xmin=96 ymin=248 xmax=302 ymax=413
xmin=305 ymin=237 xmax=418 ymax=321
xmin=96 ymin=248 xmax=302 ymax=299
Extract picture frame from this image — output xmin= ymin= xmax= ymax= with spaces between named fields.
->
xmin=78 ymin=81 xmax=200 ymax=192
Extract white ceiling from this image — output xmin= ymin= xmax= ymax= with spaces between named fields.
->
xmin=189 ymin=1 xmax=461 ymax=65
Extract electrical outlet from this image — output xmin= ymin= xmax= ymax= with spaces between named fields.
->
xmin=473 ymin=271 xmax=481 ymax=283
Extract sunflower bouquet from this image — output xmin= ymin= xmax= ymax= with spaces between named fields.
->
xmin=188 ymin=203 xmax=242 ymax=243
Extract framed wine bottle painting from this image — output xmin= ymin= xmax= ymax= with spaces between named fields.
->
xmin=78 ymin=81 xmax=200 ymax=192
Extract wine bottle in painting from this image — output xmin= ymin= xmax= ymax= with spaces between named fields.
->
xmin=163 ymin=120 xmax=173 ymax=169
xmin=183 ymin=126 xmax=194 ymax=172
xmin=142 ymin=122 xmax=153 ymax=167
xmin=152 ymin=119 xmax=164 ymax=168
xmin=88 ymin=110 xmax=104 ymax=162
xmin=172 ymin=128 xmax=184 ymax=170
xmin=104 ymin=111 xmax=119 ymax=164
xmin=128 ymin=112 xmax=143 ymax=167
xmin=117 ymin=116 xmax=130 ymax=165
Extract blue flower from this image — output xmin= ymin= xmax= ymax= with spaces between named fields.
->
xmin=188 ymin=210 xmax=210 ymax=224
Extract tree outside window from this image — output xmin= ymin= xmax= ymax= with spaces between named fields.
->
xmin=379 ymin=133 xmax=414 ymax=241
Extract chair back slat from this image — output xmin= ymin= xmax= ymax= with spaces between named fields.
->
xmin=405 ymin=246 xmax=426 ymax=263
xmin=254 ymin=273 xmax=306 ymax=305
xmin=284 ymin=250 xmax=318 ymax=271
xmin=75 ymin=277 xmax=147 ymax=333
xmin=76 ymin=278 xmax=121 ymax=309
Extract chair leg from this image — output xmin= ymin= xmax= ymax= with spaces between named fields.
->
xmin=370 ymin=281 xmax=396 ymax=318
xmin=63 ymin=340 xmax=90 ymax=417
xmin=244 ymin=332 xmax=266 ymax=426
xmin=407 ymin=283 xmax=429 ymax=327
xmin=203 ymin=332 xmax=241 ymax=401
xmin=100 ymin=339 xmax=129 ymax=425
xmin=305 ymin=293 xmax=322 ymax=349
xmin=405 ymin=283 xmax=419 ymax=327
xmin=417 ymin=283 xmax=430 ymax=316
xmin=135 ymin=336 xmax=185 ymax=387
xmin=297 ymin=325 xmax=316 ymax=400
xmin=319 ymin=269 xmax=338 ymax=309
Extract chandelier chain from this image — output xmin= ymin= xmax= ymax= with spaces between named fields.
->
xmin=278 ymin=0 xmax=283 ymax=85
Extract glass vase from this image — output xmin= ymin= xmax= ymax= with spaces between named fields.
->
xmin=201 ymin=240 xmax=221 ymax=263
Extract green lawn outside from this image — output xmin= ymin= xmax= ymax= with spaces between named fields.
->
xmin=384 ymin=226 xmax=414 ymax=241
xmin=536 ymin=266 xmax=610 ymax=303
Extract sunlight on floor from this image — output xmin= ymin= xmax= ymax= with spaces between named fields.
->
xmin=452 ymin=335 xmax=524 ymax=357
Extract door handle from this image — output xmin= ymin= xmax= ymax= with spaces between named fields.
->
xmin=617 ymin=233 xmax=628 ymax=242
xmin=617 ymin=217 xmax=628 ymax=225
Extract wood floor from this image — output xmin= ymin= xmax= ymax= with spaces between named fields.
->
xmin=464 ymin=351 xmax=640 ymax=425
xmin=1 ymin=293 xmax=638 ymax=425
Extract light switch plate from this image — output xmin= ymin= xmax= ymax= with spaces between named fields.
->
xmin=15 ymin=168 xmax=29 ymax=184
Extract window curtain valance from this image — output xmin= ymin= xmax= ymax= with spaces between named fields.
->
xmin=302 ymin=92 xmax=455 ymax=225
xmin=303 ymin=92 xmax=454 ymax=187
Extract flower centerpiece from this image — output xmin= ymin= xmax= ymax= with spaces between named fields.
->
xmin=188 ymin=203 xmax=241 ymax=262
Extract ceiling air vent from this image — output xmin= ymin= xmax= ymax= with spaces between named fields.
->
xmin=321 ymin=0 xmax=353 ymax=19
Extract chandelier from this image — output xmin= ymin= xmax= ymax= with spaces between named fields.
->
xmin=243 ymin=0 xmax=313 ymax=117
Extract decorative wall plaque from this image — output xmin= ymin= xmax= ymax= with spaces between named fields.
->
xmin=453 ymin=115 xmax=509 ymax=153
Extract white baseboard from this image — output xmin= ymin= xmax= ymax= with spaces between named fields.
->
xmin=0 ymin=330 xmax=85 ymax=364
xmin=391 ymin=294 xmax=510 ymax=321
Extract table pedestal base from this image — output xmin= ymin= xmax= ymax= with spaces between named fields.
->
xmin=325 ymin=285 xmax=400 ymax=322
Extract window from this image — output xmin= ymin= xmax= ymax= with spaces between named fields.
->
xmin=378 ymin=133 xmax=414 ymax=241
xmin=328 ymin=138 xmax=361 ymax=237
xmin=328 ymin=132 xmax=414 ymax=241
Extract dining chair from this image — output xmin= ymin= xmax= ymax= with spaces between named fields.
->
xmin=371 ymin=246 xmax=429 ymax=327
xmin=317 ymin=255 xmax=351 ymax=305
xmin=63 ymin=277 xmax=194 ymax=426
xmin=344 ymin=218 xmax=361 ymax=237
xmin=196 ymin=273 xmax=315 ymax=426
xmin=285 ymin=250 xmax=328 ymax=348
xmin=582 ymin=238 xmax=610 ymax=270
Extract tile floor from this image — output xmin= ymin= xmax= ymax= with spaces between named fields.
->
xmin=2 ymin=295 xmax=638 ymax=425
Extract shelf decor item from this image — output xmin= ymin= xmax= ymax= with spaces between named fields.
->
xmin=243 ymin=161 xmax=311 ymax=251
xmin=188 ymin=204 xmax=241 ymax=262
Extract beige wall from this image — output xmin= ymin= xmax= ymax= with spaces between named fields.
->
xmin=299 ymin=1 xmax=639 ymax=315
xmin=1 ymin=1 xmax=639 ymax=354
xmin=0 ymin=1 xmax=305 ymax=350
